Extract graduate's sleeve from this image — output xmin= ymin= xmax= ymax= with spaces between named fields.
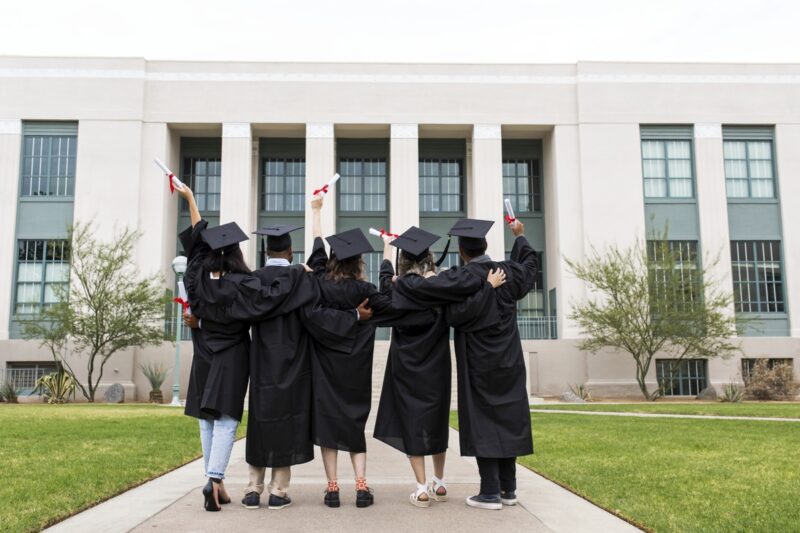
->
xmin=191 ymin=266 xmax=314 ymax=323
xmin=445 ymin=281 xmax=501 ymax=332
xmin=181 ymin=220 xmax=210 ymax=308
xmin=390 ymin=267 xmax=485 ymax=310
xmin=370 ymin=260 xmax=438 ymax=327
xmin=306 ymin=237 xmax=328 ymax=277
xmin=196 ymin=318 xmax=251 ymax=354
xmin=507 ymin=235 xmax=540 ymax=301
xmin=299 ymin=293 xmax=358 ymax=353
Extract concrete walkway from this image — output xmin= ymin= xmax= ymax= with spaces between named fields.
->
xmin=531 ymin=408 xmax=800 ymax=422
xmin=45 ymin=426 xmax=640 ymax=533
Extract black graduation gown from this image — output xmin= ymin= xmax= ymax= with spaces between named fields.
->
xmin=373 ymin=260 xmax=500 ymax=456
xmin=196 ymin=264 xmax=361 ymax=468
xmin=181 ymin=220 xmax=250 ymax=422
xmin=392 ymin=235 xmax=539 ymax=458
xmin=306 ymin=237 xmax=402 ymax=453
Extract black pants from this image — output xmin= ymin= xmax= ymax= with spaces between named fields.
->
xmin=476 ymin=457 xmax=516 ymax=496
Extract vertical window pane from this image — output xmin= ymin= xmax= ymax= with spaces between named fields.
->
xmin=723 ymin=138 xmax=776 ymax=199
xmin=502 ymin=159 xmax=540 ymax=213
xmin=339 ymin=158 xmax=387 ymax=212
xmin=730 ymin=241 xmax=784 ymax=313
xmin=20 ymin=134 xmax=77 ymax=197
xmin=262 ymin=157 xmax=306 ymax=212
xmin=15 ymin=239 xmax=70 ymax=315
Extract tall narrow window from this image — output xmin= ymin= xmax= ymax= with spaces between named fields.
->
xmin=15 ymin=240 xmax=70 ymax=315
xmin=647 ymin=240 xmax=700 ymax=312
xmin=502 ymin=159 xmax=541 ymax=213
xmin=723 ymin=139 xmax=775 ymax=199
xmin=338 ymin=159 xmax=387 ymax=212
xmin=641 ymin=139 xmax=694 ymax=199
xmin=263 ymin=158 xmax=305 ymax=212
xmin=730 ymin=241 xmax=784 ymax=313
xmin=21 ymin=134 xmax=77 ymax=197
xmin=419 ymin=159 xmax=463 ymax=212
xmin=181 ymin=157 xmax=221 ymax=213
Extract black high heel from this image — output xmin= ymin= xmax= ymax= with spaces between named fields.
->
xmin=203 ymin=478 xmax=222 ymax=512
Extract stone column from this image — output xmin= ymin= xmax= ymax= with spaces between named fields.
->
xmin=390 ymin=124 xmax=419 ymax=232
xmin=0 ymin=119 xmax=21 ymax=340
xmin=220 ymin=123 xmax=255 ymax=263
xmin=775 ymin=124 xmax=800 ymax=337
xmin=543 ymin=125 xmax=586 ymax=340
xmin=305 ymin=123 xmax=336 ymax=252
xmin=694 ymin=123 xmax=735 ymax=316
xmin=469 ymin=124 xmax=505 ymax=260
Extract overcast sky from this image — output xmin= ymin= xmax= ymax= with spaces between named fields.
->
xmin=1 ymin=0 xmax=798 ymax=64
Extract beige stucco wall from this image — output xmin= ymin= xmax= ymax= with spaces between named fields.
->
xmin=1 ymin=57 xmax=799 ymax=401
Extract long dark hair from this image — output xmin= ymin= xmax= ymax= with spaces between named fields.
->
xmin=203 ymin=245 xmax=251 ymax=274
xmin=325 ymin=253 xmax=365 ymax=282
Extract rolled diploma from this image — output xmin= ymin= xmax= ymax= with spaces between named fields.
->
xmin=177 ymin=280 xmax=191 ymax=315
xmin=154 ymin=158 xmax=185 ymax=191
xmin=318 ymin=173 xmax=340 ymax=197
xmin=504 ymin=198 xmax=516 ymax=221
xmin=368 ymin=228 xmax=383 ymax=237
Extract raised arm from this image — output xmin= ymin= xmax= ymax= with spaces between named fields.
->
xmin=507 ymin=220 xmax=540 ymax=300
xmin=311 ymin=193 xmax=323 ymax=239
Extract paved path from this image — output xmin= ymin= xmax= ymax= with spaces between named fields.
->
xmin=45 ymin=424 xmax=640 ymax=533
xmin=531 ymin=409 xmax=800 ymax=422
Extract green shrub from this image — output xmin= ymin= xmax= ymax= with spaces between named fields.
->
xmin=719 ymin=381 xmax=743 ymax=403
xmin=744 ymin=360 xmax=799 ymax=401
xmin=569 ymin=383 xmax=592 ymax=401
xmin=34 ymin=370 xmax=77 ymax=404
xmin=0 ymin=380 xmax=19 ymax=403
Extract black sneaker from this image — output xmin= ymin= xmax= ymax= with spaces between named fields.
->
xmin=356 ymin=488 xmax=374 ymax=508
xmin=268 ymin=494 xmax=292 ymax=510
xmin=500 ymin=490 xmax=517 ymax=506
xmin=465 ymin=494 xmax=502 ymax=510
xmin=241 ymin=491 xmax=260 ymax=509
xmin=324 ymin=490 xmax=340 ymax=508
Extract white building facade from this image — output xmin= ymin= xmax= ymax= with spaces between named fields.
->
xmin=1 ymin=57 xmax=798 ymax=400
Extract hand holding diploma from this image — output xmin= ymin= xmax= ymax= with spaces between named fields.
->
xmin=174 ymin=280 xmax=191 ymax=315
xmin=504 ymin=198 xmax=516 ymax=224
xmin=312 ymin=173 xmax=340 ymax=197
xmin=154 ymin=158 xmax=186 ymax=194
xmin=369 ymin=227 xmax=399 ymax=242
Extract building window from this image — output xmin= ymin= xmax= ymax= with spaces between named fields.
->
xmin=338 ymin=159 xmax=387 ymax=212
xmin=4 ymin=362 xmax=60 ymax=392
xmin=262 ymin=158 xmax=305 ymax=212
xmin=647 ymin=240 xmax=700 ymax=311
xmin=741 ymin=358 xmax=793 ymax=382
xmin=419 ymin=159 xmax=463 ymax=212
xmin=641 ymin=139 xmax=694 ymax=198
xmin=15 ymin=240 xmax=70 ymax=315
xmin=723 ymin=140 xmax=775 ymax=199
xmin=21 ymin=134 xmax=77 ymax=197
xmin=656 ymin=359 xmax=708 ymax=396
xmin=731 ymin=241 xmax=784 ymax=313
xmin=503 ymin=160 xmax=541 ymax=213
xmin=181 ymin=157 xmax=221 ymax=213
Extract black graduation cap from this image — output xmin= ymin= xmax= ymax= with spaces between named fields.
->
xmin=201 ymin=222 xmax=249 ymax=253
xmin=253 ymin=224 xmax=303 ymax=252
xmin=391 ymin=226 xmax=440 ymax=261
xmin=325 ymin=228 xmax=374 ymax=261
xmin=434 ymin=218 xmax=494 ymax=266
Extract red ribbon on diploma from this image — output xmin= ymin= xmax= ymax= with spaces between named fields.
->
xmin=173 ymin=297 xmax=190 ymax=311
xmin=167 ymin=173 xmax=176 ymax=194
xmin=312 ymin=184 xmax=329 ymax=196
xmin=504 ymin=214 xmax=516 ymax=225
xmin=380 ymin=228 xmax=399 ymax=238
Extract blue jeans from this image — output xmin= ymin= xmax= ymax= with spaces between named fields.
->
xmin=199 ymin=415 xmax=238 ymax=480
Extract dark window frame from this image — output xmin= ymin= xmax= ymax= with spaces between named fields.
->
xmin=14 ymin=239 xmax=70 ymax=315
xmin=730 ymin=240 xmax=785 ymax=314
xmin=656 ymin=359 xmax=708 ymax=396
xmin=261 ymin=157 xmax=306 ymax=213
xmin=502 ymin=159 xmax=542 ymax=214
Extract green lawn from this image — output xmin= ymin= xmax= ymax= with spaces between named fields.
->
xmin=531 ymin=402 xmax=800 ymax=419
xmin=0 ymin=404 xmax=246 ymax=533
xmin=451 ymin=410 xmax=800 ymax=533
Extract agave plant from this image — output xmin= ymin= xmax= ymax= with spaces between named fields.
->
xmin=1 ymin=379 xmax=19 ymax=403
xmin=34 ymin=370 xmax=77 ymax=404
xmin=569 ymin=383 xmax=592 ymax=401
xmin=139 ymin=361 xmax=169 ymax=404
xmin=719 ymin=380 xmax=743 ymax=403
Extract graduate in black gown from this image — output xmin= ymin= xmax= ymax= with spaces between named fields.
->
xmin=390 ymin=218 xmax=539 ymax=511
xmin=189 ymin=224 xmax=371 ymax=511
xmin=306 ymin=193 xmax=406 ymax=509
xmin=373 ymin=226 xmax=507 ymax=508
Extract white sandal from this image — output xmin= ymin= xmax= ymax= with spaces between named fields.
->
xmin=409 ymin=485 xmax=431 ymax=508
xmin=428 ymin=479 xmax=448 ymax=502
